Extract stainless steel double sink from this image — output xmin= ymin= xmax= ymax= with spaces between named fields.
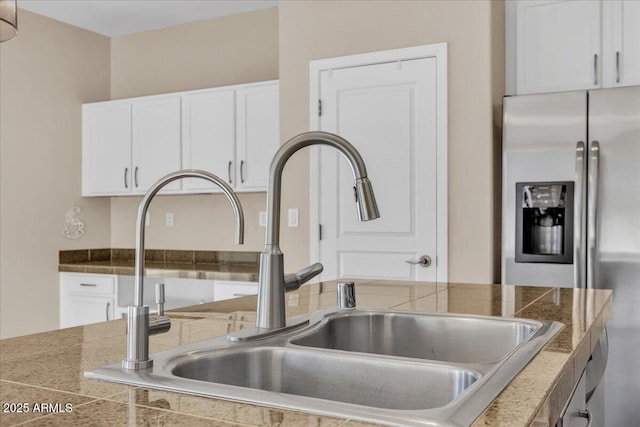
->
xmin=86 ymin=309 xmax=563 ymax=426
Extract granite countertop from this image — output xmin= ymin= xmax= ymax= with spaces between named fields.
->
xmin=0 ymin=280 xmax=611 ymax=427
xmin=58 ymin=248 xmax=260 ymax=281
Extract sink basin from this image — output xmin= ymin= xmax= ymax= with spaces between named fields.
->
xmin=171 ymin=346 xmax=478 ymax=410
xmin=86 ymin=308 xmax=562 ymax=426
xmin=290 ymin=311 xmax=536 ymax=364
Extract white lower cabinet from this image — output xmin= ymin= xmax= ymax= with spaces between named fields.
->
xmin=64 ymin=295 xmax=114 ymax=328
xmin=60 ymin=272 xmax=258 ymax=328
xmin=214 ymin=280 xmax=259 ymax=301
xmin=60 ymin=273 xmax=116 ymax=328
xmin=161 ymin=277 xmax=216 ymax=309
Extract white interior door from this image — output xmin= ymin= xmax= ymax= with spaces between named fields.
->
xmin=316 ymin=57 xmax=441 ymax=282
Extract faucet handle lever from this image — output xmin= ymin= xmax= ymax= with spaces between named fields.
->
xmin=149 ymin=283 xmax=171 ymax=336
xmin=284 ymin=263 xmax=324 ymax=292
xmin=155 ymin=283 xmax=165 ymax=316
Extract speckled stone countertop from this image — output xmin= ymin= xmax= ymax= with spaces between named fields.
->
xmin=58 ymin=248 xmax=260 ymax=281
xmin=0 ymin=280 xmax=611 ymax=427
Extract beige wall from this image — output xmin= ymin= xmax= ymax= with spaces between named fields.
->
xmin=110 ymin=194 xmax=267 ymax=252
xmin=111 ymin=7 xmax=279 ymax=100
xmin=278 ymin=0 xmax=505 ymax=280
xmin=0 ymin=10 xmax=111 ymax=339
xmin=108 ymin=7 xmax=278 ymax=253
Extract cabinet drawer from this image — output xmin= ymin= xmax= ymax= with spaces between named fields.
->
xmin=62 ymin=273 xmax=115 ymax=295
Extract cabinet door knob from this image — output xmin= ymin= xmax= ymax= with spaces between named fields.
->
xmin=240 ymin=160 xmax=245 ymax=184
xmin=134 ymin=166 xmax=139 ymax=188
xmin=228 ymin=161 xmax=233 ymax=184
xmin=124 ymin=168 xmax=129 ymax=189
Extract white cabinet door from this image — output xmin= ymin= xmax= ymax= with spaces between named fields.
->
xmin=82 ymin=102 xmax=132 ymax=196
xmin=214 ymin=280 xmax=258 ymax=301
xmin=59 ymin=273 xmax=116 ymax=328
xmin=181 ymin=89 xmax=236 ymax=192
xmin=603 ymin=0 xmax=640 ymax=87
xmin=62 ymin=295 xmax=114 ymax=328
xmin=132 ymin=96 xmax=182 ymax=193
xmin=516 ymin=0 xmax=601 ymax=94
xmin=235 ymin=82 xmax=279 ymax=191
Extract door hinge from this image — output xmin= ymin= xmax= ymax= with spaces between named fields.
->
xmin=319 ymin=224 xmax=323 ymax=241
xmin=318 ymin=99 xmax=322 ymax=117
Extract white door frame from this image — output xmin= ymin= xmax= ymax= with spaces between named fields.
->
xmin=309 ymin=43 xmax=448 ymax=282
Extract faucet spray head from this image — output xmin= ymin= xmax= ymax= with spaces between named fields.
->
xmin=354 ymin=177 xmax=380 ymax=221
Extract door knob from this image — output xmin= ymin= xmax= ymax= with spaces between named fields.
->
xmin=406 ymin=255 xmax=432 ymax=267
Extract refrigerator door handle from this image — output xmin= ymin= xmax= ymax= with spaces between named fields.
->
xmin=574 ymin=141 xmax=587 ymax=288
xmin=587 ymin=141 xmax=600 ymax=289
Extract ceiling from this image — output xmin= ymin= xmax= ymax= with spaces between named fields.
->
xmin=18 ymin=0 xmax=278 ymax=37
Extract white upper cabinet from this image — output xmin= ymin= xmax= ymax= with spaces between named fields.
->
xmin=82 ymin=103 xmax=132 ymax=195
xmin=508 ymin=0 xmax=640 ymax=95
xmin=83 ymin=80 xmax=279 ymax=196
xmin=602 ymin=0 xmax=640 ymax=87
xmin=182 ymin=88 xmax=236 ymax=191
xmin=515 ymin=0 xmax=601 ymax=94
xmin=132 ymin=96 xmax=182 ymax=193
xmin=236 ymin=82 xmax=280 ymax=191
xmin=83 ymin=95 xmax=182 ymax=196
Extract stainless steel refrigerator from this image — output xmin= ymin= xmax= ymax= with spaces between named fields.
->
xmin=502 ymin=86 xmax=640 ymax=426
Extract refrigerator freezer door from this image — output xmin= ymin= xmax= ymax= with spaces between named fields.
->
xmin=502 ymin=91 xmax=587 ymax=286
xmin=588 ymin=86 xmax=640 ymax=426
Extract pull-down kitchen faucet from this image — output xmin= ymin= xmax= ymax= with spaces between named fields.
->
xmin=123 ymin=169 xmax=244 ymax=370
xmin=256 ymin=131 xmax=380 ymax=330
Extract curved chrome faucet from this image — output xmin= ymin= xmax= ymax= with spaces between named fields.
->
xmin=257 ymin=131 xmax=380 ymax=330
xmin=123 ymin=169 xmax=244 ymax=370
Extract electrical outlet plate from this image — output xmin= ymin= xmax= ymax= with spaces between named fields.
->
xmin=288 ymin=293 xmax=299 ymax=307
xmin=259 ymin=211 xmax=267 ymax=227
xmin=288 ymin=208 xmax=299 ymax=227
xmin=166 ymin=213 xmax=174 ymax=227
